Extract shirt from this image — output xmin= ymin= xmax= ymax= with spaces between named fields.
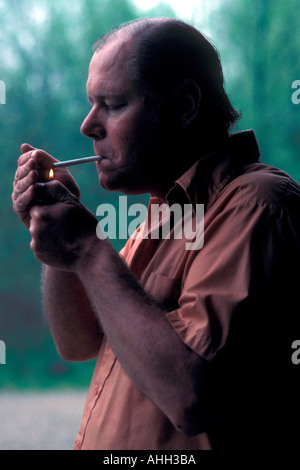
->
xmin=75 ymin=130 xmax=300 ymax=449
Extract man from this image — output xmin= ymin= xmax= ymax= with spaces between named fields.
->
xmin=12 ymin=18 xmax=300 ymax=449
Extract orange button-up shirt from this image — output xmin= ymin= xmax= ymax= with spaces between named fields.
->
xmin=75 ymin=130 xmax=300 ymax=449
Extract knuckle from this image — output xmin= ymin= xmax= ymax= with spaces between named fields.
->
xmin=29 ymin=238 xmax=36 ymax=251
xmin=12 ymin=181 xmax=20 ymax=197
xmin=17 ymin=152 xmax=30 ymax=165
xmin=15 ymin=196 xmax=25 ymax=210
xmin=30 ymin=205 xmax=47 ymax=222
xmin=28 ymin=169 xmax=38 ymax=185
xmin=29 ymin=217 xmax=42 ymax=237
xmin=12 ymin=200 xmax=18 ymax=212
xmin=14 ymin=189 xmax=26 ymax=206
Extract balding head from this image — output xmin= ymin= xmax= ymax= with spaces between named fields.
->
xmin=93 ymin=18 xmax=240 ymax=140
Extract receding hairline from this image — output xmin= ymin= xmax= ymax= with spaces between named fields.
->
xmin=93 ymin=17 xmax=180 ymax=53
xmin=91 ymin=17 xmax=241 ymax=133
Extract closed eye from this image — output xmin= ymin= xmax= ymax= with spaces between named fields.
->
xmin=86 ymin=94 xmax=127 ymax=111
xmin=103 ymin=102 xmax=126 ymax=111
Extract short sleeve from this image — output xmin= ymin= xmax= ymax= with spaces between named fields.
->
xmin=166 ymin=183 xmax=300 ymax=377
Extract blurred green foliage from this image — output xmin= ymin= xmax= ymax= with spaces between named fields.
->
xmin=0 ymin=0 xmax=299 ymax=389
xmin=0 ymin=0 xmax=173 ymax=389
xmin=210 ymin=0 xmax=300 ymax=179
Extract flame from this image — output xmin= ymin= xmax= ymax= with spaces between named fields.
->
xmin=49 ymin=168 xmax=54 ymax=179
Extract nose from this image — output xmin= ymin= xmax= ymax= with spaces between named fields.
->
xmin=80 ymin=108 xmax=106 ymax=140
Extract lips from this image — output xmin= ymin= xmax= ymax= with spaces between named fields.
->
xmin=95 ymin=156 xmax=112 ymax=170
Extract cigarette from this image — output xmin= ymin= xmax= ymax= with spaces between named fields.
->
xmin=52 ymin=155 xmax=103 ymax=168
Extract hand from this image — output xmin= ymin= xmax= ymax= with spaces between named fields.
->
xmin=12 ymin=143 xmax=80 ymax=228
xmin=29 ymin=180 xmax=99 ymax=271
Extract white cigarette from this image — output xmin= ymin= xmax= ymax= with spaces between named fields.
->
xmin=53 ymin=155 xmax=103 ymax=168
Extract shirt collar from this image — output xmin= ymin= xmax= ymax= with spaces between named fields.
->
xmin=166 ymin=129 xmax=260 ymax=212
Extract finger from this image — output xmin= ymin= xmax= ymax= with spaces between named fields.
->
xmin=32 ymin=148 xmax=59 ymax=169
xmin=29 ymin=208 xmax=46 ymax=253
xmin=20 ymin=143 xmax=36 ymax=154
xmin=14 ymin=158 xmax=38 ymax=184
xmin=17 ymin=150 xmax=57 ymax=184
xmin=34 ymin=180 xmax=77 ymax=205
xmin=29 ymin=204 xmax=46 ymax=223
xmin=12 ymin=183 xmax=35 ymax=214
xmin=18 ymin=146 xmax=57 ymax=170
xmin=17 ymin=149 xmax=37 ymax=168
xmin=13 ymin=167 xmax=39 ymax=196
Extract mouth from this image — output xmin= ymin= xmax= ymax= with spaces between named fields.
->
xmin=96 ymin=156 xmax=109 ymax=170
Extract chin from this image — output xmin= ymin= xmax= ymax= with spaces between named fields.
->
xmin=98 ymin=172 xmax=148 ymax=195
xmin=98 ymin=171 xmax=128 ymax=193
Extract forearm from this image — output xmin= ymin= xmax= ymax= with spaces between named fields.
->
xmin=77 ymin=239 xmax=213 ymax=434
xmin=42 ymin=265 xmax=102 ymax=361
xmin=24 ymin=174 xmax=215 ymax=433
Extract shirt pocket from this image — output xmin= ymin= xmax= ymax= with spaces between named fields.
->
xmin=144 ymin=272 xmax=181 ymax=310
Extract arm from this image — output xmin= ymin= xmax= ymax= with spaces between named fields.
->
xmin=12 ymin=144 xmax=102 ymax=361
xmin=77 ymin=240 xmax=217 ymax=434
xmin=42 ymin=267 xmax=102 ymax=361
xmin=28 ymin=182 xmax=218 ymax=435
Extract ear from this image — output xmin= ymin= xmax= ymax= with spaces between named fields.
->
xmin=176 ymin=79 xmax=201 ymax=130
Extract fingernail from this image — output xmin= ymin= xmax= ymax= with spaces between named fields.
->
xmin=32 ymin=150 xmax=37 ymax=157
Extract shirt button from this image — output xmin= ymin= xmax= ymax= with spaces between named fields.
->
xmin=94 ymin=385 xmax=100 ymax=395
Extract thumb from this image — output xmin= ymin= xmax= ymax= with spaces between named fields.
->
xmin=21 ymin=143 xmax=36 ymax=154
xmin=34 ymin=180 xmax=78 ymax=205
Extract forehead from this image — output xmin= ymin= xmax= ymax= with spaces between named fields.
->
xmin=87 ymin=35 xmax=134 ymax=96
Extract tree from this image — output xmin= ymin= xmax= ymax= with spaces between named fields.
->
xmin=0 ymin=0 xmax=176 ymax=388
xmin=0 ymin=0 xmax=146 ymax=387
xmin=210 ymin=0 xmax=300 ymax=180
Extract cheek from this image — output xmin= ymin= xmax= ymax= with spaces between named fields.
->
xmin=110 ymin=116 xmax=135 ymax=145
xmin=110 ymin=119 xmax=144 ymax=160
xmin=108 ymin=105 xmax=163 ymax=165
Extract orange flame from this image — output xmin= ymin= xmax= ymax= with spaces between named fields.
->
xmin=49 ymin=168 xmax=54 ymax=179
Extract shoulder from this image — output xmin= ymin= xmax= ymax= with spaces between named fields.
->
xmin=224 ymin=163 xmax=300 ymax=211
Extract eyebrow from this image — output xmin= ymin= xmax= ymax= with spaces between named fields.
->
xmin=87 ymin=93 xmax=127 ymax=104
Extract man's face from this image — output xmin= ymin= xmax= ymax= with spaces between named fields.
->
xmin=81 ymin=36 xmax=171 ymax=197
